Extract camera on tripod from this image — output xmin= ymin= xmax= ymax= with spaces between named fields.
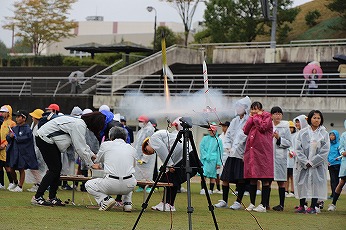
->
xmin=179 ymin=117 xmax=193 ymax=129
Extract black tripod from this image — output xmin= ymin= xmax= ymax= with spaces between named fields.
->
xmin=132 ymin=118 xmax=219 ymax=230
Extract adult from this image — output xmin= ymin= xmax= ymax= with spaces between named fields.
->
xmin=31 ymin=112 xmax=105 ymax=206
xmin=294 ymin=110 xmax=330 ymax=214
xmin=270 ymin=106 xmax=292 ymax=211
xmin=243 ymin=101 xmax=273 ymax=213
xmin=214 ymin=96 xmax=251 ymax=209
xmin=85 ymin=127 xmax=137 ymax=212
xmin=143 ymin=129 xmax=198 ymax=211
xmin=0 ymin=105 xmax=16 ymax=190
xmin=68 ymin=71 xmax=84 ymax=94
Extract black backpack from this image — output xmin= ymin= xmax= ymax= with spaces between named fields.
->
xmin=38 ymin=112 xmax=59 ymax=129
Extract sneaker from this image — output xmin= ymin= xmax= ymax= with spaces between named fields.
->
xmin=0 ymin=184 xmax=5 ymax=190
xmin=31 ymin=196 xmax=52 ymax=206
xmin=49 ymin=197 xmax=66 ymax=206
xmin=114 ymin=201 xmax=124 ymax=207
xmin=27 ymin=184 xmax=39 ymax=192
xmin=230 ymin=201 xmax=242 ymax=210
xmin=99 ymin=196 xmax=116 ymax=211
xmin=232 ymin=191 xmax=238 ymax=196
xmin=315 ymin=207 xmax=321 ymax=213
xmin=327 ymin=195 xmax=333 ymax=200
xmin=244 ymin=191 xmax=250 ymax=196
xmin=318 ymin=201 xmax=324 ymax=209
xmin=135 ymin=187 xmax=144 ymax=192
xmin=145 ymin=187 xmax=152 ymax=193
xmin=152 ymin=202 xmax=164 ymax=210
xmin=253 ymin=204 xmax=267 ymax=213
xmin=256 ymin=190 xmax=262 ymax=195
xmin=123 ymin=202 xmax=132 ymax=212
xmin=305 ymin=207 xmax=316 ymax=214
xmin=328 ymin=204 xmax=336 ymax=211
xmin=245 ymin=203 xmax=256 ymax=211
xmin=200 ymin=189 xmax=205 ymax=195
xmin=286 ymin=192 xmax=295 ymax=198
xmin=208 ymin=190 xmax=213 ymax=194
xmin=180 ymin=187 xmax=187 ymax=193
xmin=214 ymin=200 xmax=228 ymax=208
xmin=62 ymin=184 xmax=73 ymax=190
xmin=295 ymin=206 xmax=306 ymax=213
xmin=10 ymin=186 xmax=23 ymax=192
xmin=7 ymin=183 xmax=16 ymax=190
xmin=272 ymin=205 xmax=284 ymax=211
xmin=156 ymin=203 xmax=176 ymax=212
xmin=213 ymin=189 xmax=223 ymax=194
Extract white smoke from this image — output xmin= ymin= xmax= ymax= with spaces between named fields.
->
xmin=116 ymin=88 xmax=238 ymax=125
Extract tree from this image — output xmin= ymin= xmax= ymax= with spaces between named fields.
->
xmin=198 ymin=0 xmax=299 ymax=43
xmin=153 ymin=26 xmax=183 ymax=51
xmin=0 ymin=40 xmax=9 ymax=58
xmin=305 ymin=10 xmax=321 ymax=27
xmin=161 ymin=0 xmax=201 ymax=46
xmin=327 ymin=0 xmax=346 ymax=30
xmin=3 ymin=0 xmax=77 ymax=55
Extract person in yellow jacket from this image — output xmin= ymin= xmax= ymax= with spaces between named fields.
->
xmin=0 ymin=105 xmax=16 ymax=190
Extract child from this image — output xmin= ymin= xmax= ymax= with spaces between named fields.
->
xmin=294 ymin=110 xmax=329 ymax=214
xmin=6 ymin=110 xmax=38 ymax=192
xmin=199 ymin=124 xmax=223 ymax=194
xmin=328 ymin=120 xmax=346 ymax=211
xmin=327 ymin=130 xmax=341 ymax=200
xmin=286 ymin=121 xmax=297 ymax=198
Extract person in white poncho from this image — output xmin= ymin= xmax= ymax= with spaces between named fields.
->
xmin=294 ymin=110 xmax=330 ymax=214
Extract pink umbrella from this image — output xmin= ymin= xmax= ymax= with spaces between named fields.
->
xmin=303 ymin=64 xmax=323 ymax=79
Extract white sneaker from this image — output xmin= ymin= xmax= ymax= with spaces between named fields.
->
xmin=123 ymin=202 xmax=132 ymax=212
xmin=253 ymin=204 xmax=267 ymax=213
xmin=200 ymin=189 xmax=205 ymax=195
xmin=256 ymin=190 xmax=262 ymax=195
xmin=151 ymin=201 xmax=164 ymax=210
xmin=10 ymin=185 xmax=23 ymax=192
xmin=245 ymin=203 xmax=256 ymax=211
xmin=315 ymin=207 xmax=321 ymax=213
xmin=180 ymin=187 xmax=187 ymax=193
xmin=99 ymin=197 xmax=116 ymax=211
xmin=244 ymin=191 xmax=250 ymax=196
xmin=213 ymin=189 xmax=223 ymax=194
xmin=27 ymin=184 xmax=39 ymax=192
xmin=286 ymin=192 xmax=295 ymax=198
xmin=0 ymin=184 xmax=5 ymax=190
xmin=230 ymin=201 xmax=242 ymax=210
xmin=7 ymin=183 xmax=16 ymax=190
xmin=156 ymin=203 xmax=176 ymax=212
xmin=208 ymin=190 xmax=213 ymax=194
xmin=328 ymin=204 xmax=336 ymax=211
xmin=232 ymin=191 xmax=238 ymax=196
xmin=214 ymin=200 xmax=228 ymax=208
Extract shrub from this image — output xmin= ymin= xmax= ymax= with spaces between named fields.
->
xmin=305 ymin=10 xmax=321 ymax=27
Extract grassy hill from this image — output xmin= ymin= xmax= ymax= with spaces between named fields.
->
xmin=286 ymin=0 xmax=346 ymax=41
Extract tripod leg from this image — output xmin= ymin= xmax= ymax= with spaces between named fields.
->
xmin=188 ymin=130 xmax=219 ymax=230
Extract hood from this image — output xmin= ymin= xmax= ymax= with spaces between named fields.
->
xmin=329 ymin=129 xmax=340 ymax=144
xmin=293 ymin=114 xmax=308 ymax=130
xmin=4 ymin=105 xmax=13 ymax=119
xmin=100 ymin=110 xmax=114 ymax=124
xmin=235 ymin=96 xmax=251 ymax=115
xmin=275 ymin=120 xmax=289 ymax=128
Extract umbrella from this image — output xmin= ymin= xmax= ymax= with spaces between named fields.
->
xmin=303 ymin=64 xmax=323 ymax=79
xmin=68 ymin=71 xmax=85 ymax=83
xmin=333 ymin=54 xmax=346 ymax=64
xmin=308 ymin=61 xmax=320 ymax=67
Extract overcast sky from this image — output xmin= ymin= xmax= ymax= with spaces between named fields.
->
xmin=0 ymin=0 xmax=313 ymax=47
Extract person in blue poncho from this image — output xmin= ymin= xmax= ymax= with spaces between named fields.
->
xmin=6 ymin=110 xmax=38 ymax=192
xmin=328 ymin=130 xmax=341 ymax=199
xmin=199 ymin=124 xmax=223 ymax=195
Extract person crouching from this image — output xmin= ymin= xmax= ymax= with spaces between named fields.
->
xmin=85 ymin=127 xmax=137 ymax=212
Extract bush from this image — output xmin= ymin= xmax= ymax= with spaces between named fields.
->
xmin=63 ymin=56 xmax=106 ymax=66
xmin=305 ymin=10 xmax=321 ymax=27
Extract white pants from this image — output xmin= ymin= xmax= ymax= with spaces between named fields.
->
xmin=85 ymin=175 xmax=136 ymax=205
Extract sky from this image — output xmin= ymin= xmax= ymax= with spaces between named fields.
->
xmin=0 ymin=0 xmax=313 ymax=47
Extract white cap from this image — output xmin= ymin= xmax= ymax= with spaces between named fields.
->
xmin=0 ymin=106 xmax=9 ymax=113
xmin=82 ymin=108 xmax=93 ymax=115
xmin=99 ymin=104 xmax=110 ymax=112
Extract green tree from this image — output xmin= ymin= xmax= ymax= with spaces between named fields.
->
xmin=305 ymin=10 xmax=321 ymax=27
xmin=154 ymin=26 xmax=183 ymax=51
xmin=12 ymin=39 xmax=32 ymax=53
xmin=160 ymin=0 xmax=201 ymax=46
xmin=0 ymin=40 xmax=9 ymax=58
xmin=3 ymin=0 xmax=77 ymax=55
xmin=327 ymin=0 xmax=346 ymax=30
xmin=199 ymin=0 xmax=299 ymax=43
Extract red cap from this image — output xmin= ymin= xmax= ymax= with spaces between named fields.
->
xmin=138 ymin=115 xmax=149 ymax=122
xmin=45 ymin=103 xmax=60 ymax=111
xmin=208 ymin=124 xmax=218 ymax=131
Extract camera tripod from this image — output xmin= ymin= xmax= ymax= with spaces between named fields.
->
xmin=132 ymin=120 xmax=219 ymax=230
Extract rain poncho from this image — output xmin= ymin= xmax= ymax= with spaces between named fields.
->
xmin=134 ymin=122 xmax=155 ymax=180
xmin=273 ymin=120 xmax=292 ymax=181
xmin=199 ymin=132 xmax=223 ymax=179
xmin=287 ymin=131 xmax=298 ymax=169
xmin=338 ymin=120 xmax=346 ymax=178
xmin=328 ymin=130 xmax=340 ymax=166
xmin=0 ymin=105 xmax=16 ymax=162
xmin=295 ymin=125 xmax=330 ymax=200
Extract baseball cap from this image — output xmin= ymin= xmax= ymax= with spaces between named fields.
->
xmin=14 ymin=110 xmax=29 ymax=119
xmin=46 ymin=103 xmax=60 ymax=111
xmin=208 ymin=124 xmax=218 ymax=131
xmin=138 ymin=115 xmax=149 ymax=122
xmin=29 ymin=109 xmax=44 ymax=119
xmin=0 ymin=106 xmax=9 ymax=113
xmin=220 ymin=121 xmax=230 ymax=127
xmin=120 ymin=116 xmax=126 ymax=122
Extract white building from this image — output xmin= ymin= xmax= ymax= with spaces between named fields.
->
xmin=45 ymin=16 xmax=189 ymax=56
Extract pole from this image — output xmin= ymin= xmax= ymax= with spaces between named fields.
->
xmin=153 ymin=13 xmax=157 ymax=53
xmin=270 ymin=0 xmax=277 ymax=49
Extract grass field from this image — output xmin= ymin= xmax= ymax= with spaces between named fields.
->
xmin=0 ymin=181 xmax=345 ymax=230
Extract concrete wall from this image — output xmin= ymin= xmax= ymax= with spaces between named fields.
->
xmin=213 ymin=46 xmax=346 ymax=64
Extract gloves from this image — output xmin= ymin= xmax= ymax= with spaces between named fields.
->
xmin=137 ymin=159 xmax=146 ymax=165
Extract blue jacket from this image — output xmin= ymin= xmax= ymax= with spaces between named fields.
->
xmin=328 ymin=130 xmax=341 ymax=166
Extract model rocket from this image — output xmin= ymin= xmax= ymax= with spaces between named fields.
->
xmin=161 ymin=31 xmax=174 ymax=82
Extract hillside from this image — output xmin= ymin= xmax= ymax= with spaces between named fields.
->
xmin=286 ymin=0 xmax=345 ymax=41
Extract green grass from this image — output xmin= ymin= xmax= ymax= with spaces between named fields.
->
xmin=0 ymin=182 xmax=345 ymax=230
